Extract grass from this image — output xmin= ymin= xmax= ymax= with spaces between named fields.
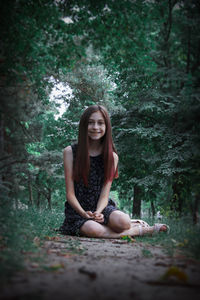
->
xmin=0 ymin=205 xmax=68 ymax=283
xmin=136 ymin=216 xmax=200 ymax=259
xmin=0 ymin=206 xmax=200 ymax=283
xmin=141 ymin=248 xmax=153 ymax=257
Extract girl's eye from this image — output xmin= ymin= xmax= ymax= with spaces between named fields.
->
xmin=88 ymin=120 xmax=105 ymax=125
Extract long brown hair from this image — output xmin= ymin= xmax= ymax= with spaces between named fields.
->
xmin=73 ymin=105 xmax=118 ymax=186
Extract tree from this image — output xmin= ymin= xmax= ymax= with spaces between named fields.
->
xmin=0 ymin=0 xmax=84 ymax=205
xmin=1 ymin=0 xmax=199 ymax=219
xmin=63 ymin=0 xmax=200 ymax=216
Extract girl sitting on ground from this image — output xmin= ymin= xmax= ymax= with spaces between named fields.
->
xmin=60 ymin=105 xmax=169 ymax=238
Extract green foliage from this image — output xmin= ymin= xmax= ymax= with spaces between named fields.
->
xmin=1 ymin=0 xmax=200 ymax=219
xmin=107 ymin=0 xmax=200 ymax=215
xmin=0 ymin=0 xmax=85 ymax=206
xmin=0 ymin=206 xmax=64 ymax=281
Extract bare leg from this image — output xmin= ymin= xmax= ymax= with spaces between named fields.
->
xmin=80 ymin=210 xmax=168 ymax=238
xmin=131 ymin=219 xmax=168 ymax=232
xmin=80 ymin=220 xmax=154 ymax=238
xmin=107 ymin=211 xmax=162 ymax=235
xmin=107 ymin=211 xmax=132 ymax=233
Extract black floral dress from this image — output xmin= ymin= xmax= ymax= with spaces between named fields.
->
xmin=59 ymin=144 xmax=118 ymax=236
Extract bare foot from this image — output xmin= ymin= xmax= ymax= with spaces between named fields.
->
xmin=154 ymin=223 xmax=169 ymax=233
xmin=159 ymin=225 xmax=168 ymax=232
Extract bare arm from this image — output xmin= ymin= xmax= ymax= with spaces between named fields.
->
xmin=95 ymin=152 xmax=119 ymax=214
xmin=63 ymin=146 xmax=91 ymax=219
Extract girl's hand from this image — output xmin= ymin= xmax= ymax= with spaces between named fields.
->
xmin=84 ymin=211 xmax=94 ymax=219
xmin=93 ymin=212 xmax=104 ymax=223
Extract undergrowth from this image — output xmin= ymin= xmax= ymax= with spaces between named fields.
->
xmin=0 ymin=206 xmax=200 ymax=283
xmin=136 ymin=216 xmax=200 ymax=259
xmin=0 ymin=206 xmax=65 ymax=283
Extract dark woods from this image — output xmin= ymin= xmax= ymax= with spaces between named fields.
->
xmin=0 ymin=0 xmax=199 ymax=222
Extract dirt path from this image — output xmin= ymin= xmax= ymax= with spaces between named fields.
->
xmin=1 ymin=235 xmax=200 ymax=300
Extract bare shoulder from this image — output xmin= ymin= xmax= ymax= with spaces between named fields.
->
xmin=113 ymin=152 xmax=119 ymax=164
xmin=63 ymin=146 xmax=73 ymax=160
xmin=63 ymin=145 xmax=72 ymax=154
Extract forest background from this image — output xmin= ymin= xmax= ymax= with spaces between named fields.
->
xmin=0 ymin=0 xmax=200 ymax=244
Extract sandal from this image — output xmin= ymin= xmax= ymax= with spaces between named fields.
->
xmin=138 ymin=225 xmax=143 ymax=236
xmin=153 ymin=223 xmax=170 ymax=234
xmin=131 ymin=219 xmax=150 ymax=228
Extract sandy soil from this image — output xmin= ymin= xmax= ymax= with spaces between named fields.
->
xmin=1 ymin=235 xmax=200 ymax=300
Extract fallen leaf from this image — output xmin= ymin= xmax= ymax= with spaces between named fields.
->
xmin=176 ymin=242 xmax=185 ymax=247
xmin=43 ymin=263 xmax=65 ymax=271
xmin=162 ymin=266 xmax=188 ymax=283
xmin=171 ymin=239 xmax=177 ymax=244
xmin=58 ymin=252 xmax=75 ymax=258
xmin=46 ymin=249 xmax=60 ymax=254
xmin=45 ymin=236 xmax=60 ymax=241
xmin=171 ymin=238 xmax=189 ymax=248
xmin=33 ymin=236 xmax=40 ymax=246
xmin=121 ymin=235 xmax=136 ymax=243
xmin=30 ymin=262 xmax=39 ymax=268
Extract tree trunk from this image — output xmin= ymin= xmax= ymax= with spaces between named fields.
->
xmin=47 ymin=187 xmax=52 ymax=210
xmin=171 ymin=170 xmax=183 ymax=215
xmin=28 ymin=176 xmax=33 ymax=206
xmin=193 ymin=193 xmax=199 ymax=225
xmin=0 ymin=113 xmax=4 ymax=154
xmin=132 ymin=185 xmax=142 ymax=218
xmin=151 ymin=199 xmax=156 ymax=217
xmin=37 ymin=192 xmax=41 ymax=208
xmin=14 ymin=197 xmax=18 ymax=210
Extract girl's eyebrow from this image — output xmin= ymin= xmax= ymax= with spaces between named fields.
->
xmin=89 ymin=118 xmax=105 ymax=121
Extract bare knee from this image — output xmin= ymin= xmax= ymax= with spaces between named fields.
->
xmin=80 ymin=221 xmax=105 ymax=238
xmin=117 ymin=214 xmax=131 ymax=232
xmin=109 ymin=211 xmax=131 ymax=233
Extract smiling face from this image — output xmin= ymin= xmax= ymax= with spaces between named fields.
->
xmin=87 ymin=111 xmax=106 ymax=141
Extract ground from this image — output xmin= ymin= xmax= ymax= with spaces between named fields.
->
xmin=1 ymin=235 xmax=200 ymax=300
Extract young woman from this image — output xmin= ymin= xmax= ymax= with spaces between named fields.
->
xmin=60 ymin=105 xmax=169 ymax=238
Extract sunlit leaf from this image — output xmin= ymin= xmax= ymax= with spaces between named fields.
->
xmin=43 ymin=263 xmax=65 ymax=271
xmin=121 ymin=235 xmax=136 ymax=243
xmin=162 ymin=266 xmax=188 ymax=283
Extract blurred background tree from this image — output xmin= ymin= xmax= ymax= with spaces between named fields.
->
xmin=0 ymin=0 xmax=199 ymax=222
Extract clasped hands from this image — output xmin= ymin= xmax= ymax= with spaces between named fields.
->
xmin=84 ymin=211 xmax=104 ymax=223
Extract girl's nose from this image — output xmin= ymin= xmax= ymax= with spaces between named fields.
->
xmin=93 ymin=122 xmax=98 ymax=129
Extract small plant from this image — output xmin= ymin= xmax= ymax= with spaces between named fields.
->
xmin=121 ymin=235 xmax=136 ymax=243
xmin=142 ymin=248 xmax=153 ymax=257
